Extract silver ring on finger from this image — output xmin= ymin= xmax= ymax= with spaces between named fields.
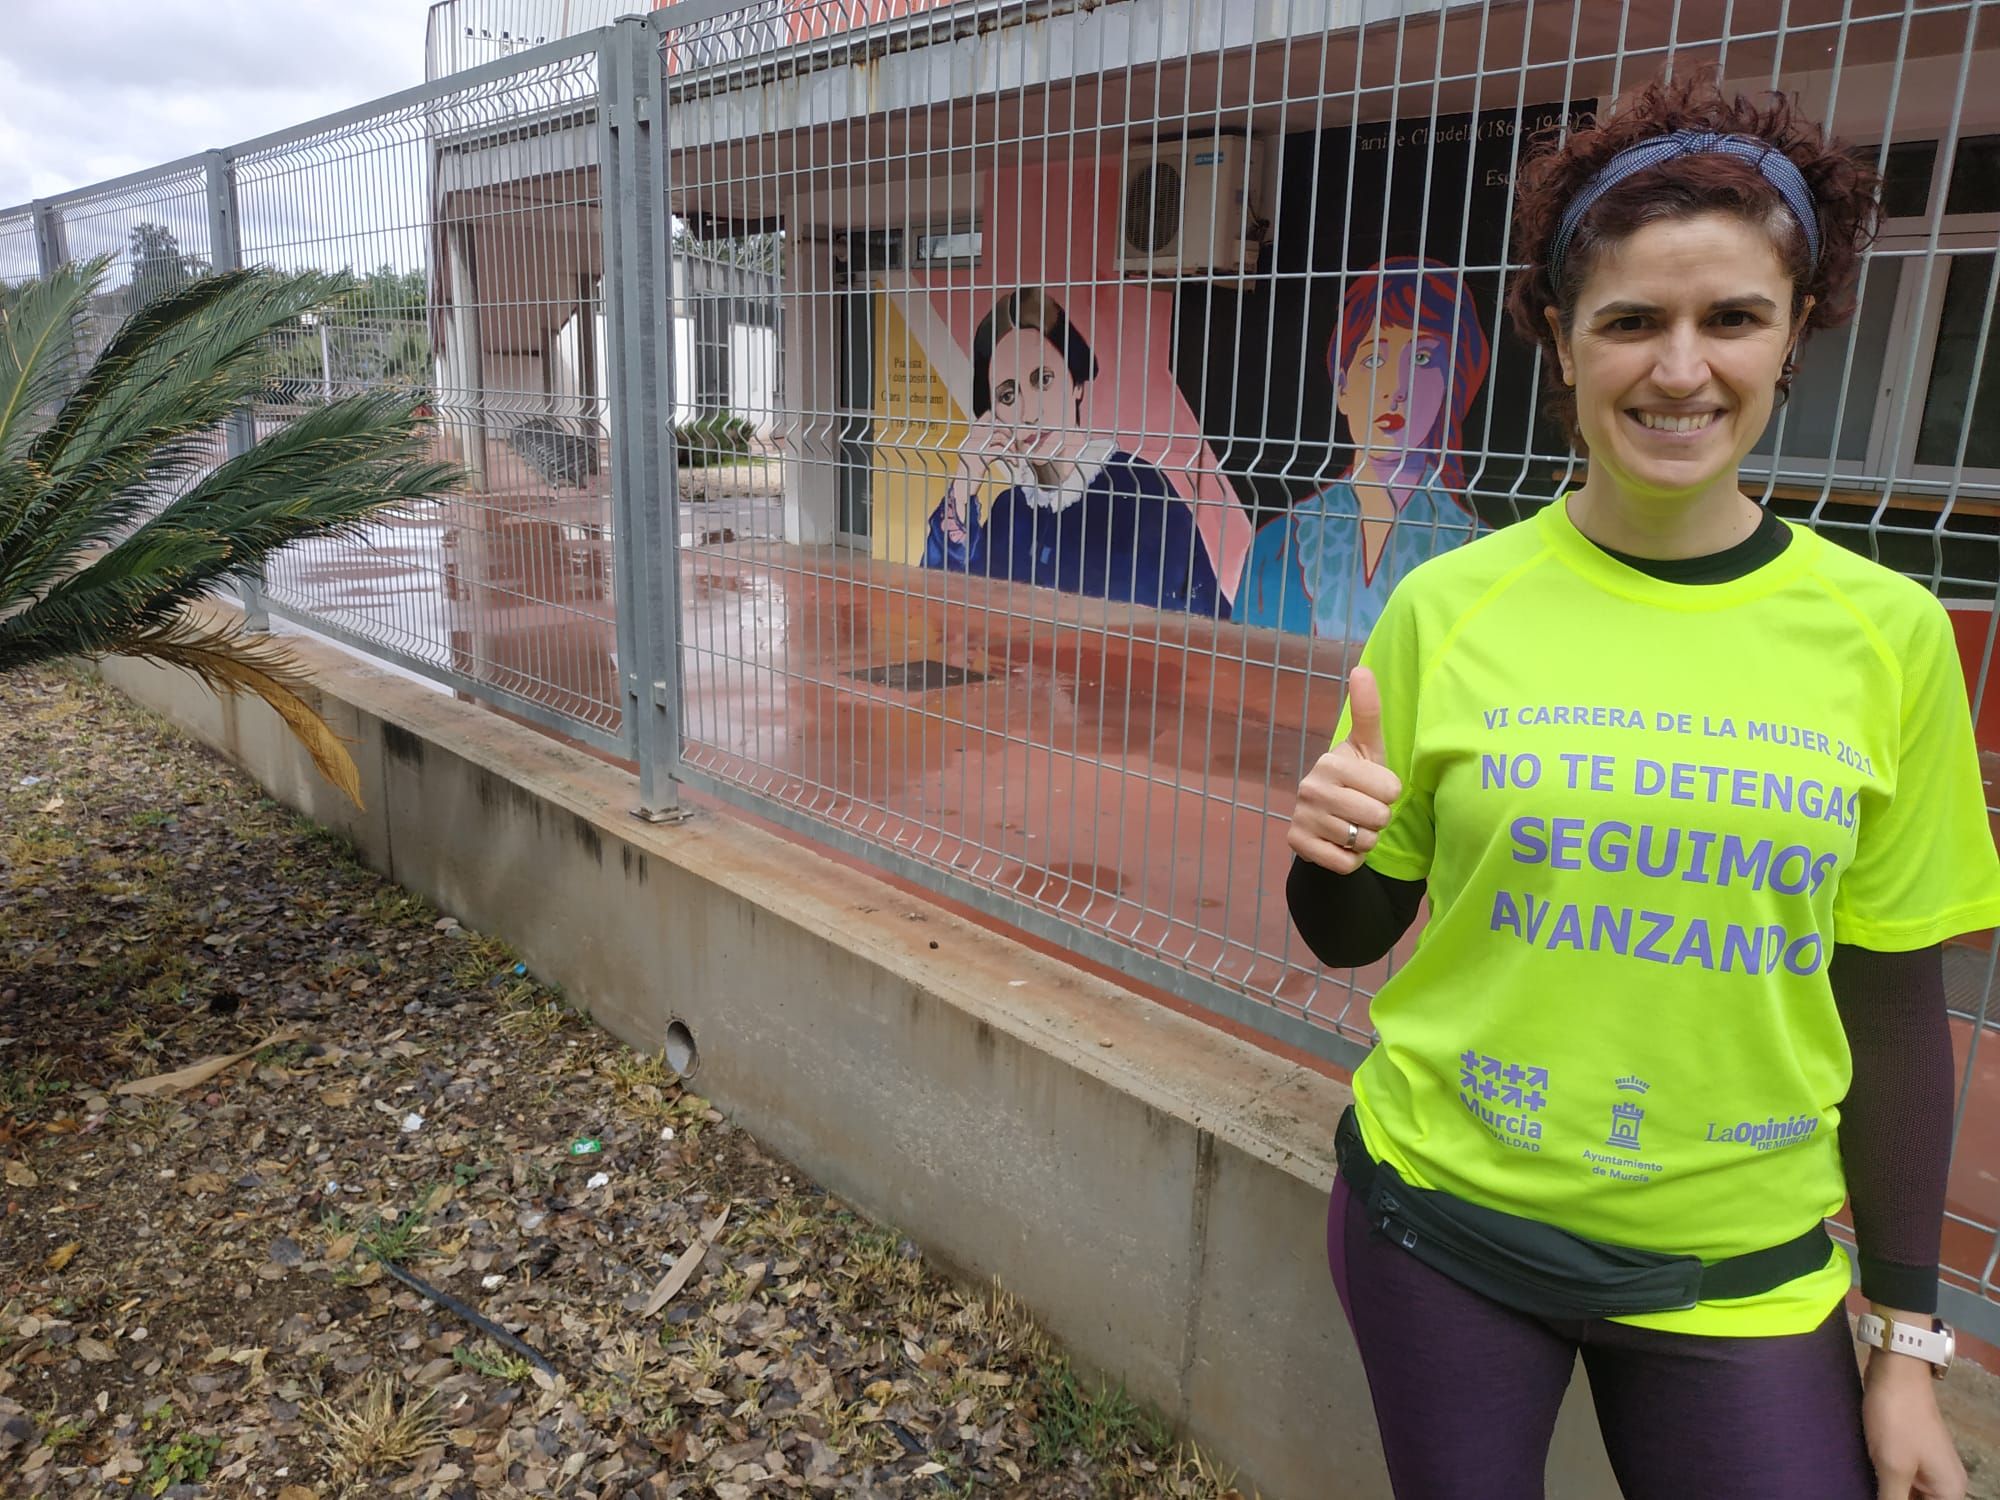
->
xmin=1343 ymin=819 xmax=1360 ymax=852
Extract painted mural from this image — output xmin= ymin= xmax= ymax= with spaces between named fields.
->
xmin=865 ymin=156 xmax=1253 ymax=619
xmin=922 ymin=288 xmax=1221 ymax=615
xmin=1174 ymin=100 xmax=1589 ymax=641
xmin=860 ymin=102 xmax=1585 ymax=636
xmin=1235 ymin=258 xmax=1491 ymax=637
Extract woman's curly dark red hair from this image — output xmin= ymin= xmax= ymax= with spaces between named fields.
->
xmin=1505 ymin=71 xmax=1880 ymax=440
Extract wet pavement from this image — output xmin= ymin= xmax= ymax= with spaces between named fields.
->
xmin=676 ymin=541 xmax=1370 ymax=1020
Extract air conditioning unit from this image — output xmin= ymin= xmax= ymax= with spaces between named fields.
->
xmin=1118 ymin=135 xmax=1267 ymax=278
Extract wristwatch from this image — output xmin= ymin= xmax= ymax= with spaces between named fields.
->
xmin=1855 ymin=1313 xmax=1955 ymax=1378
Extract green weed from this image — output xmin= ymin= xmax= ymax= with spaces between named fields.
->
xmin=1031 ymin=1364 xmax=1171 ymax=1469
xmin=138 ymin=1415 xmax=221 ymax=1496
xmin=0 ymin=1053 xmax=70 ymax=1119
xmin=357 ymin=1203 xmax=430 ymax=1265
xmin=451 ymin=1342 xmax=535 ymax=1383
xmin=603 ymin=1049 xmax=678 ymax=1120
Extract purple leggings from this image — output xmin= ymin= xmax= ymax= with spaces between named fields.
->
xmin=1327 ymin=1178 xmax=1873 ymax=1500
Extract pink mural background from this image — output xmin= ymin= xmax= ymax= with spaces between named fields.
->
xmin=881 ymin=156 xmax=1255 ymax=602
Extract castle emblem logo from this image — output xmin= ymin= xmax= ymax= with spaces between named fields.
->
xmin=1606 ymin=1075 xmax=1650 ymax=1153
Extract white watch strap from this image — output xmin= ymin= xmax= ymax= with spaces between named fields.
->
xmin=1857 ymin=1313 xmax=1953 ymax=1368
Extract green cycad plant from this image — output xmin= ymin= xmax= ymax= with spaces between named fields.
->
xmin=0 ymin=260 xmax=459 ymax=804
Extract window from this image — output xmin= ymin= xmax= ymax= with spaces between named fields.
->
xmin=1752 ymin=133 xmax=2000 ymax=491
xmin=1916 ymin=250 xmax=1999 ymax=470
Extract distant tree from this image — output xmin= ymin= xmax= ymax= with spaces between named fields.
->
xmin=339 ymin=265 xmax=431 ymax=385
xmin=722 ymin=232 xmax=783 ymax=274
xmin=269 ymin=264 xmax=432 ymax=400
xmin=673 ymin=221 xmax=783 ymax=274
xmin=128 ymin=222 xmax=204 ymax=307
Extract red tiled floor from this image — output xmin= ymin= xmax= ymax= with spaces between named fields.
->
xmin=677 ymin=540 xmax=1404 ymax=1042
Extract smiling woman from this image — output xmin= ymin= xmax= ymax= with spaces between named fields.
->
xmin=1288 ymin=71 xmax=2000 ymax=1500
xmin=1548 ymin=216 xmax=1800 ymax=552
xmin=1506 ymin=90 xmax=1876 ymax=556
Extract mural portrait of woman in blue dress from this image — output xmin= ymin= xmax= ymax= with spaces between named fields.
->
xmin=1236 ymin=258 xmax=1491 ymax=639
xmin=923 ymin=287 xmax=1224 ymax=617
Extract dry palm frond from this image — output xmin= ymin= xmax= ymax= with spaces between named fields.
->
xmin=116 ymin=612 xmax=364 ymax=807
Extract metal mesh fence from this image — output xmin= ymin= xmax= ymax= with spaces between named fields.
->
xmin=0 ymin=212 xmax=38 ymax=287
xmin=657 ymin=0 xmax=969 ymax=75
xmin=4 ymin=36 xmax=630 ymax=750
xmin=426 ymin=0 xmax=637 ymax=80
xmin=37 ymin=164 xmax=215 ymax=370
xmin=654 ymin=0 xmax=2000 ymax=1325
xmin=12 ymin=167 xmax=230 ymax=541
xmin=225 ymin=43 xmax=624 ymax=749
xmin=664 ymin=0 xmax=1542 ymax=1045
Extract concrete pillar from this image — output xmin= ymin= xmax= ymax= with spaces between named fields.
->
xmin=442 ymin=220 xmax=489 ymax=489
xmin=781 ymin=213 xmax=839 ymax=547
xmin=695 ymin=292 xmax=730 ymax=413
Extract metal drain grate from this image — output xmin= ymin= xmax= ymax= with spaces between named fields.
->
xmin=848 ymin=659 xmax=988 ymax=692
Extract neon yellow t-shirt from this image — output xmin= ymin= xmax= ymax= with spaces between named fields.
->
xmin=1336 ymin=496 xmax=2000 ymax=1337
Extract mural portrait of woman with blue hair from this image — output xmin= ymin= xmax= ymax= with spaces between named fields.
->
xmin=1237 ymin=257 xmax=1492 ymax=639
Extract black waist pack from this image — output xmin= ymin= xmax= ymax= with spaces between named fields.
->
xmin=1334 ymin=1107 xmax=1832 ymax=1320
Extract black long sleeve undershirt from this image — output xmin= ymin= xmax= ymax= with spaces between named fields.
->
xmin=1286 ymin=856 xmax=1423 ymax=970
xmin=1828 ymin=942 xmax=1953 ymax=1313
xmin=1288 ymin=506 xmax=1953 ymax=1311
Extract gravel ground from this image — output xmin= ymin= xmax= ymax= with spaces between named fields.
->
xmin=0 ymin=667 xmax=1243 ymax=1500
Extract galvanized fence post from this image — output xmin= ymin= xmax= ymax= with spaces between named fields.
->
xmin=30 ymin=199 xmax=66 ymax=276
xmin=204 ymin=149 xmax=270 ymax=633
xmin=601 ymin=16 xmax=688 ymax=821
xmin=29 ymin=199 xmax=83 ymax=390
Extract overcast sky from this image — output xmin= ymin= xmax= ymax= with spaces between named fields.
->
xmin=0 ymin=1 xmax=432 ymax=208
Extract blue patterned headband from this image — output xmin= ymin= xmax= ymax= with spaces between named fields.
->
xmin=1548 ymin=129 xmax=1822 ymax=285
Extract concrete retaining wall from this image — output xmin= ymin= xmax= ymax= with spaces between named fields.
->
xmin=98 ymin=633 xmax=1622 ymax=1500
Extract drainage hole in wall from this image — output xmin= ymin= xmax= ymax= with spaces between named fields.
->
xmin=665 ymin=1018 xmax=700 ymax=1078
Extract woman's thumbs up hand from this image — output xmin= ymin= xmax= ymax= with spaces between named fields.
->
xmin=1289 ymin=666 xmax=1405 ymax=874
